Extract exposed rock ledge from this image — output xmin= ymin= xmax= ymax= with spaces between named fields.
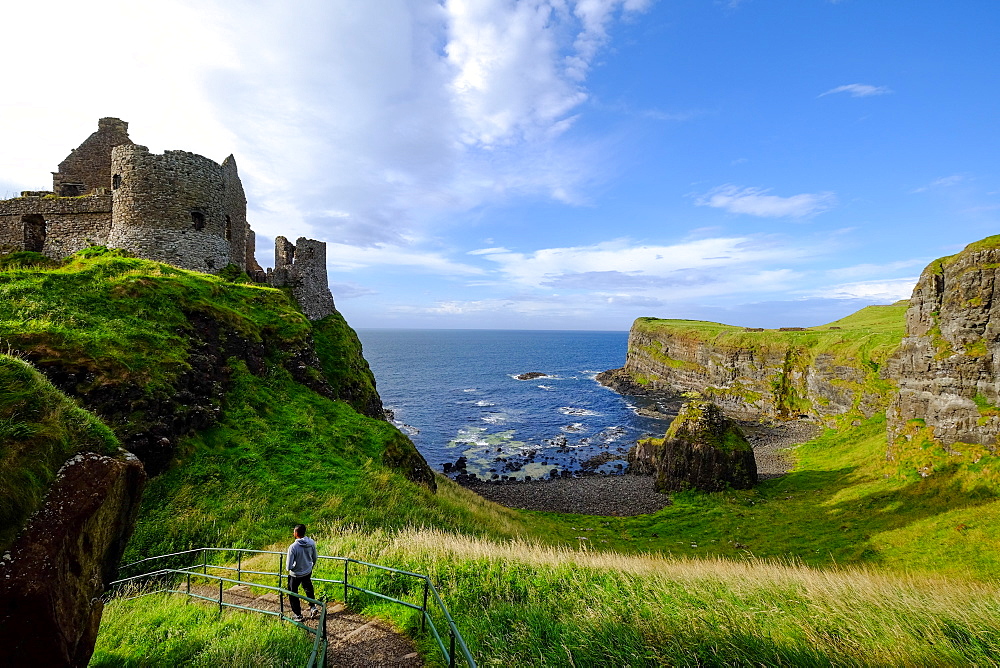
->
xmin=0 ymin=450 xmax=146 ymax=667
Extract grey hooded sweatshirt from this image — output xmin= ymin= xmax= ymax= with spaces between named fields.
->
xmin=287 ymin=536 xmax=318 ymax=577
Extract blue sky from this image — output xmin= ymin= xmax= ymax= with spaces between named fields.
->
xmin=2 ymin=1 xmax=999 ymax=330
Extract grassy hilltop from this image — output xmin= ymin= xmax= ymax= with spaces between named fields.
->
xmin=6 ymin=248 xmax=1000 ymax=665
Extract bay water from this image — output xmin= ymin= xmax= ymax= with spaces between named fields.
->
xmin=356 ymin=329 xmax=672 ymax=480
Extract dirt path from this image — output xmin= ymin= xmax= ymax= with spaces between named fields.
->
xmin=189 ymin=583 xmax=422 ymax=667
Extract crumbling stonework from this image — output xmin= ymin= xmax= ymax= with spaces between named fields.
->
xmin=268 ymin=236 xmax=337 ymax=320
xmin=107 ymin=146 xmax=240 ymax=274
xmin=52 ymin=117 xmax=133 ymax=197
xmin=0 ymin=195 xmax=112 ymax=258
xmin=0 ymin=118 xmax=337 ymax=319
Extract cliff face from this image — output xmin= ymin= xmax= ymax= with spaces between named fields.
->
xmin=607 ymin=307 xmax=906 ymax=426
xmin=886 ymin=236 xmax=1000 ymax=452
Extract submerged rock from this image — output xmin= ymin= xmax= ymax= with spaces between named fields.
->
xmin=515 ymin=371 xmax=548 ymax=380
xmin=628 ymin=397 xmax=757 ymax=492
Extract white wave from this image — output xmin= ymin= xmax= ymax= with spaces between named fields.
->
xmin=537 ymin=385 xmax=554 ymax=391
xmin=481 ymin=414 xmax=507 ymax=425
xmin=558 ymin=406 xmax=600 ymax=417
xmin=561 ymin=422 xmax=587 ymax=433
xmin=463 ymin=388 xmax=478 ymax=393
xmin=474 ymin=400 xmax=495 ymax=407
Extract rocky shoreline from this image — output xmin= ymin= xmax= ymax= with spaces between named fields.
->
xmin=459 ymin=418 xmax=820 ymax=516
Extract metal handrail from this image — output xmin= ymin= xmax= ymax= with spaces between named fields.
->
xmin=115 ymin=547 xmax=477 ymax=667
xmin=108 ymin=567 xmax=328 ymax=667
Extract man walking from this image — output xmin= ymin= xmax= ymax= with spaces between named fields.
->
xmin=286 ymin=523 xmax=320 ymax=622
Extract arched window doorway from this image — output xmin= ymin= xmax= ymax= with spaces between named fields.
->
xmin=21 ymin=214 xmax=46 ymax=253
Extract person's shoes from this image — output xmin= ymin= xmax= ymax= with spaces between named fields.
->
xmin=291 ymin=614 xmax=305 ymax=623
xmin=309 ymin=606 xmax=321 ymax=619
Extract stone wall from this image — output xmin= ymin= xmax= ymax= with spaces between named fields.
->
xmin=0 ymin=195 xmax=112 ymax=257
xmin=268 ymin=236 xmax=337 ymax=320
xmin=52 ymin=118 xmax=133 ymax=196
xmin=108 ymin=146 xmax=239 ymax=274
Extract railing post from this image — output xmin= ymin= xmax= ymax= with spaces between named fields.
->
xmin=343 ymin=560 xmax=349 ymax=604
xmin=322 ymin=596 xmax=328 ymax=641
xmin=202 ymin=548 xmax=207 ymax=576
xmin=237 ymin=553 xmax=242 ymax=583
xmin=218 ymin=577 xmax=223 ymax=614
xmin=278 ymin=553 xmax=284 ymax=616
xmin=421 ymin=579 xmax=429 ymax=632
xmin=450 ymin=629 xmax=456 ymax=668
xmin=186 ymin=572 xmax=191 ymax=602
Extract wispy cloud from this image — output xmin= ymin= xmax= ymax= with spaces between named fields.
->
xmin=695 ymin=185 xmax=836 ymax=218
xmin=472 ymin=236 xmax=821 ymax=291
xmin=911 ymin=173 xmax=969 ymax=193
xmin=825 ymin=259 xmax=928 ymax=280
xmin=819 ymin=83 xmax=893 ymax=98
xmin=813 ymin=278 xmax=917 ymax=301
xmin=325 ymin=243 xmax=485 ymax=276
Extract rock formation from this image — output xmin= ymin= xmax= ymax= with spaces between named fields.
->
xmin=629 ymin=397 xmax=757 ymax=492
xmin=0 ymin=451 xmax=146 ymax=667
xmin=886 ymin=235 xmax=1000 ymax=453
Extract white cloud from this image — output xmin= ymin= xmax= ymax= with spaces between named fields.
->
xmin=474 ymin=236 xmax=819 ymax=290
xmin=819 ymin=83 xmax=893 ymax=98
xmin=814 ymin=278 xmax=918 ymax=301
xmin=696 ymin=185 xmax=836 ymax=218
xmin=326 ymin=243 xmax=485 ymax=276
xmin=825 ymin=259 xmax=928 ymax=280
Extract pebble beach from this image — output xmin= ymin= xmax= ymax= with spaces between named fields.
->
xmin=461 ymin=420 xmax=821 ymax=516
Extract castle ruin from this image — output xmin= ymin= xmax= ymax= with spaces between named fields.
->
xmin=0 ymin=118 xmax=336 ymax=320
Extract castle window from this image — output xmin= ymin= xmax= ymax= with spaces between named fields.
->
xmin=21 ymin=214 xmax=46 ymax=253
xmin=191 ymin=210 xmax=206 ymax=231
xmin=112 ymin=174 xmax=121 ymax=189
xmin=225 ymin=215 xmax=232 ymax=241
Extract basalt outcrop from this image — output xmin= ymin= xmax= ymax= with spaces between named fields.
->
xmin=886 ymin=235 xmax=1000 ymax=454
xmin=629 ymin=397 xmax=757 ymax=492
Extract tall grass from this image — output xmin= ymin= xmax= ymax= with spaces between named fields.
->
xmin=91 ymin=593 xmax=310 ymax=667
xmin=295 ymin=527 xmax=1000 ymax=666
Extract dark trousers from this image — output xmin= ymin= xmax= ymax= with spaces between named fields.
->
xmin=288 ymin=573 xmax=314 ymax=616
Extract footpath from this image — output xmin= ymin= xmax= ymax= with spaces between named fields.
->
xmin=189 ymin=583 xmax=422 ymax=667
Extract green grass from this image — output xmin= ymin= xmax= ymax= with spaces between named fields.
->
xmin=91 ymin=593 xmax=311 ymax=667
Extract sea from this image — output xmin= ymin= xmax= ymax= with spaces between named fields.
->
xmin=356 ymin=329 xmax=673 ymax=481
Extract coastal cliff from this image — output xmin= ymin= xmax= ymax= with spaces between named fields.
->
xmin=886 ymin=235 xmax=1000 ymax=458
xmin=601 ymin=304 xmax=907 ymax=427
